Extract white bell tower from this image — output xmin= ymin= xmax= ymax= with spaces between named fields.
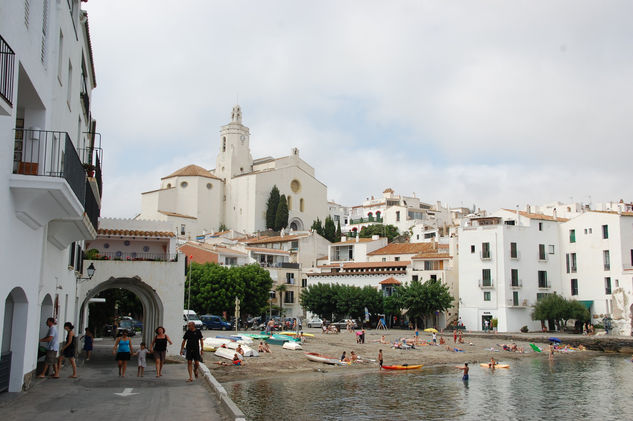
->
xmin=215 ymin=105 xmax=253 ymax=179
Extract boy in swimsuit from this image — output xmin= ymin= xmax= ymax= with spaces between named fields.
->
xmin=378 ymin=349 xmax=383 ymax=369
xmin=458 ymin=362 xmax=469 ymax=381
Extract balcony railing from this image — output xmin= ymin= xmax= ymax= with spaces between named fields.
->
xmin=13 ymin=129 xmax=86 ymax=204
xmin=350 ymin=217 xmax=383 ymax=224
xmin=89 ymin=252 xmax=178 ymax=262
xmin=0 ymin=35 xmax=15 ymax=106
xmin=478 ymin=279 xmax=494 ymax=288
xmin=510 ymin=280 xmax=522 ymax=288
xmin=538 ymin=282 xmax=550 ymax=289
xmin=480 ymin=251 xmax=491 ymax=260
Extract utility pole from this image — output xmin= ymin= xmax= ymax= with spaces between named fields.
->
xmin=235 ymin=296 xmax=240 ymax=333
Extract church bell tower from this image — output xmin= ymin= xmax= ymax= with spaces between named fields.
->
xmin=215 ymin=105 xmax=253 ymax=179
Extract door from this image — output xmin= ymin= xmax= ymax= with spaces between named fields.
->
xmin=481 ymin=315 xmax=493 ymax=331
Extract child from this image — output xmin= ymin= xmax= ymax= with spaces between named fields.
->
xmin=432 ymin=332 xmax=437 ymax=344
xmin=457 ymin=362 xmax=469 ymax=381
xmin=81 ymin=328 xmax=94 ymax=361
xmin=378 ymin=349 xmax=383 ymax=370
xmin=233 ymin=353 xmax=242 ymax=366
xmin=134 ymin=342 xmax=149 ymax=377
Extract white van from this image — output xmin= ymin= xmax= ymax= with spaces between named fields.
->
xmin=183 ymin=309 xmax=204 ymax=330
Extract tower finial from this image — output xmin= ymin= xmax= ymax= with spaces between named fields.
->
xmin=231 ymin=105 xmax=242 ymax=123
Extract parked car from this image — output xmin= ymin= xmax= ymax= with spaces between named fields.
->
xmin=331 ymin=319 xmax=358 ymax=330
xmin=116 ymin=319 xmax=136 ymax=337
xmin=183 ymin=310 xmax=204 ymax=330
xmin=307 ymin=318 xmax=323 ymax=328
xmin=132 ymin=319 xmax=143 ymax=331
xmin=200 ymin=314 xmax=231 ymax=331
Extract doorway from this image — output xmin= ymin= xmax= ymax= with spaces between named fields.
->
xmin=1 ymin=287 xmax=28 ymax=393
xmin=481 ymin=315 xmax=493 ymax=331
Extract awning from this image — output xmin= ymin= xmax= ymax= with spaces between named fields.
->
xmin=578 ymin=300 xmax=593 ymax=310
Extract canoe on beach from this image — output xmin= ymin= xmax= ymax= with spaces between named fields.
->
xmin=278 ymin=331 xmax=315 ymax=338
xmin=480 ymin=363 xmax=510 ymax=368
xmin=305 ymin=352 xmax=342 ymax=365
xmin=382 ymin=364 xmax=423 ymax=370
xmin=282 ymin=341 xmax=303 ymax=350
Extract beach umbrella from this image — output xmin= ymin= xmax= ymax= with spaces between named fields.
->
xmin=549 ymin=337 xmax=561 ymax=343
xmin=424 ymin=328 xmax=438 ymax=333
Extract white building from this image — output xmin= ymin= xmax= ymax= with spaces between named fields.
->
xmin=1 ymin=1 xmax=101 ymax=392
xmin=138 ymin=106 xmax=329 ymax=237
xmin=458 ymin=210 xmax=567 ymax=332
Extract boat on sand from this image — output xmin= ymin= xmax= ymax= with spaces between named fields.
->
xmin=480 ymin=363 xmax=510 ymax=368
xmin=282 ymin=341 xmax=303 ymax=350
xmin=382 ymin=364 xmax=423 ymax=370
xmin=215 ymin=347 xmax=243 ymax=361
xmin=305 ymin=352 xmax=342 ymax=365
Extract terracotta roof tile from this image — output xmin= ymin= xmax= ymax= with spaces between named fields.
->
xmin=379 ymin=277 xmax=401 ymax=285
xmin=411 ymin=253 xmax=451 ymax=259
xmin=589 ymin=210 xmax=633 ymax=216
xmin=179 ymin=243 xmax=219 ymax=265
xmin=343 ymin=261 xmax=410 ymax=269
xmin=502 ymin=209 xmax=569 ymax=222
xmin=161 ymin=164 xmax=222 ymax=180
xmin=98 ymin=229 xmax=175 ymax=238
xmin=245 ymin=234 xmax=308 ymax=245
xmin=333 ymin=238 xmax=377 ymax=245
xmin=367 ymin=242 xmax=445 ymax=256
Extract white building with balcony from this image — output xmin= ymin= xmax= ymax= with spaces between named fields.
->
xmin=0 ymin=1 xmax=101 ymax=392
xmin=138 ymin=106 xmax=329 ymax=238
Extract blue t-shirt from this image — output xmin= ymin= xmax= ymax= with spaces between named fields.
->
xmin=47 ymin=325 xmax=59 ymax=351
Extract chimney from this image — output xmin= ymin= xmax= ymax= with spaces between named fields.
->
xmin=341 ymin=236 xmax=347 ymax=242
xmin=553 ymin=208 xmax=557 ymax=220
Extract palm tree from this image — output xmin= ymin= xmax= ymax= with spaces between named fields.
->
xmin=275 ymin=284 xmax=287 ymax=318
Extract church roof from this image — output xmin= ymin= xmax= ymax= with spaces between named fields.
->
xmin=161 ymin=164 xmax=221 ymax=180
xmin=158 ymin=210 xmax=197 ymax=220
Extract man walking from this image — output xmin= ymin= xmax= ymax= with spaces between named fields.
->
xmin=181 ymin=321 xmax=204 ymax=382
xmin=37 ymin=317 xmax=59 ymax=378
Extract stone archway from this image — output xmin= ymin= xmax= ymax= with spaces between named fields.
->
xmin=288 ymin=217 xmax=304 ymax=231
xmin=39 ymin=294 xmax=54 ymax=340
xmin=1 ymin=287 xmax=28 ymax=392
xmin=79 ymin=277 xmax=164 ymax=347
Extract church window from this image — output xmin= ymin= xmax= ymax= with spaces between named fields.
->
xmin=166 ymin=183 xmax=171 ymax=188
xmin=300 ymin=198 xmax=304 ymax=212
xmin=240 ymin=167 xmax=243 ymax=172
xmin=291 ymin=179 xmax=301 ymax=193
xmin=222 ymin=137 xmax=226 ymax=152
xmin=288 ymin=196 xmax=292 ymax=210
xmin=180 ymin=181 xmax=188 ymax=188
xmin=206 ymin=183 xmax=213 ymax=189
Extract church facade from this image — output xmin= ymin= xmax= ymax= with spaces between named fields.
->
xmin=138 ymin=106 xmax=328 ymax=237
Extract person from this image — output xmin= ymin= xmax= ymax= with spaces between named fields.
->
xmin=57 ymin=322 xmax=78 ymax=378
xmin=484 ymin=319 xmax=490 ymax=333
xmin=378 ymin=349 xmax=383 ymax=369
xmin=458 ymin=362 xmax=469 ymax=381
xmin=37 ymin=317 xmax=59 ymax=378
xmin=340 ymin=351 xmax=347 ymax=362
xmin=232 ymin=353 xmax=241 ymax=366
xmin=458 ymin=330 xmax=464 ymax=344
xmin=181 ymin=321 xmax=204 ymax=382
xmin=439 ymin=337 xmax=446 ymax=345
xmin=380 ymin=335 xmax=388 ymax=344
xmin=113 ymin=330 xmax=133 ymax=377
xmin=135 ymin=342 xmax=149 ymax=377
xmin=81 ymin=328 xmax=94 ymax=361
xmin=489 ymin=357 xmax=496 ymax=369
xmin=548 ymin=344 xmax=554 ymax=361
xmin=432 ymin=332 xmax=437 ymax=344
xmin=415 ymin=328 xmax=419 ymax=344
xmin=150 ymin=326 xmax=173 ymax=377
xmin=258 ymin=341 xmax=265 ymax=352
xmin=236 ymin=344 xmax=244 ymax=356
xmin=263 ymin=342 xmax=272 ymax=353
xmin=350 ymin=351 xmax=358 ymax=362
xmin=453 ymin=329 xmax=458 ymax=344
xmin=361 ymin=329 xmax=366 ymax=344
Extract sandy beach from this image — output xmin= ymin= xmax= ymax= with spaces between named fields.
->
xmin=205 ymin=328 xmax=598 ymax=383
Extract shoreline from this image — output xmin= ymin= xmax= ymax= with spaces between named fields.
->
xmin=205 ymin=329 xmax=607 ymax=383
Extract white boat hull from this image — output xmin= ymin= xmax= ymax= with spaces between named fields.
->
xmin=283 ymin=342 xmax=303 ymax=351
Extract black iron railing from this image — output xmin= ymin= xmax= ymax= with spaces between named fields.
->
xmin=0 ymin=35 xmax=15 ymax=106
xmin=13 ymin=129 xmax=86 ymax=204
xmin=90 ymin=252 xmax=179 ymax=262
xmin=79 ymin=132 xmax=103 ymax=196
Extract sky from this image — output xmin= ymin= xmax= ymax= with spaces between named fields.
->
xmin=84 ymin=0 xmax=633 ymax=218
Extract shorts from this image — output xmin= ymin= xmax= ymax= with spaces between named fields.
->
xmin=154 ymin=350 xmax=166 ymax=363
xmin=62 ymin=347 xmax=75 ymax=358
xmin=116 ymin=352 xmax=131 ymax=361
xmin=379 ymin=359 xmax=383 ymax=367
xmin=45 ymin=350 xmax=58 ymax=365
xmin=462 ymin=374 xmax=469 ymax=381
xmin=185 ymin=349 xmax=202 ymax=362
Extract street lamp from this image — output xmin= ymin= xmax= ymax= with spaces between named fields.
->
xmin=77 ymin=263 xmax=96 ymax=281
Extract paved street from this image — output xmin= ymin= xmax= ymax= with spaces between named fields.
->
xmin=0 ymin=339 xmax=225 ymax=421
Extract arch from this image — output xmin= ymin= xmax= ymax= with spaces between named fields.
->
xmin=79 ymin=277 xmax=165 ymax=347
xmin=288 ymin=217 xmax=304 ymax=231
xmin=39 ymin=294 xmax=54 ymax=340
xmin=1 ymin=287 xmax=28 ymax=392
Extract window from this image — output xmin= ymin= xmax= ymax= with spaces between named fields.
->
xmin=483 ymin=291 xmax=491 ymax=301
xmin=301 ymin=278 xmax=307 ymax=288
xmin=222 ymin=137 xmax=226 ymax=152
xmin=24 ymin=0 xmax=30 ymax=28
xmin=41 ymin=0 xmax=48 ymax=64
xmin=571 ymin=279 xmax=578 ymax=296
xmin=284 ymin=291 xmax=295 ymax=304
xmin=394 ymin=257 xmax=400 ymax=261
xmin=565 ymin=254 xmax=570 ymax=274
xmin=603 ymin=250 xmax=610 ymax=271
xmin=538 ymin=270 xmax=548 ymax=288
xmin=470 ymin=245 xmax=475 ymax=254
xmin=412 ymin=275 xmax=418 ymax=282
xmin=569 ymin=229 xmax=576 ymax=243
xmin=602 ymin=224 xmax=609 ymax=239
xmin=548 ymin=245 xmax=555 ymax=254
xmin=482 ymin=269 xmax=492 ymax=286
xmin=510 ymin=242 xmax=518 ymax=259
xmin=66 ymin=61 xmax=72 ymax=108
xmin=605 ymin=277 xmax=612 ymax=295
xmin=536 ymin=292 xmax=549 ymax=301
xmin=430 ymin=274 xmax=437 ymax=281
xmin=180 ymin=181 xmax=188 ymax=188
xmin=180 ymin=224 xmax=185 ymax=235
xmin=571 ymin=253 xmax=577 ymax=273
xmin=290 ymin=179 xmax=301 ymax=193
xmin=538 ymin=222 xmax=543 ymax=231
xmin=286 ymin=273 xmax=295 ymax=284
xmin=512 ymin=291 xmax=519 ymax=306
xmin=290 ymin=240 xmax=299 ymax=251
xmin=538 ymin=244 xmax=546 ymax=260
xmin=396 ymin=211 xmax=400 ymax=222
xmin=68 ymin=242 xmax=76 ymax=269
xmin=225 ymin=257 xmax=237 ymax=266
xmin=481 ymin=242 xmax=491 ymax=259
xmin=511 ymin=269 xmax=519 ymax=287
xmin=57 ymin=31 xmax=63 ymax=82
xmin=287 ymin=196 xmax=292 ymax=210
xmin=300 ymin=198 xmax=304 ymax=212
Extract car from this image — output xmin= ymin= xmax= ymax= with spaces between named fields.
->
xmin=183 ymin=310 xmax=204 ymax=330
xmin=307 ymin=318 xmax=323 ymax=328
xmin=116 ymin=319 xmax=136 ymax=337
xmin=331 ymin=319 xmax=358 ymax=330
xmin=200 ymin=314 xmax=231 ymax=330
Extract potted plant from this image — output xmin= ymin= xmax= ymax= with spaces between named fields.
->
xmin=83 ymin=163 xmax=95 ymax=177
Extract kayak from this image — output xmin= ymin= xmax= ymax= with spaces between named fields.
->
xmin=480 ymin=363 xmax=510 ymax=368
xmin=242 ymin=333 xmax=270 ymax=340
xmin=278 ymin=332 xmax=315 ymax=338
xmin=382 ymin=364 xmax=423 ymax=370
xmin=529 ymin=343 xmax=542 ymax=353
xmin=305 ymin=352 xmax=342 ymax=365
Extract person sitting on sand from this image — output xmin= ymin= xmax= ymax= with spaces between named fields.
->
xmin=439 ymin=337 xmax=446 ymax=345
xmin=233 ymin=353 xmax=242 ymax=366
xmin=380 ymin=335 xmax=388 ymax=344
xmin=263 ymin=342 xmax=272 ymax=353
xmin=511 ymin=343 xmax=518 ymax=352
xmin=458 ymin=331 xmax=464 ymax=344
xmin=258 ymin=342 xmax=265 ymax=352
xmin=341 ymin=351 xmax=347 ymax=361
xmin=350 ymin=351 xmax=358 ymax=362
xmin=236 ymin=344 xmax=244 ymax=356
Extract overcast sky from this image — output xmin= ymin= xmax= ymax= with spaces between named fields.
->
xmin=84 ymin=1 xmax=633 ymax=218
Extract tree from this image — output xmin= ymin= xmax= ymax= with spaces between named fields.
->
xmin=359 ymin=224 xmax=399 ymax=242
xmin=324 ymin=216 xmax=336 ymax=242
xmin=218 ymin=223 xmax=228 ymax=232
xmin=274 ymin=194 xmax=289 ymax=231
xmin=265 ymin=186 xmax=280 ymax=229
xmin=531 ymin=294 xmax=589 ymax=331
xmin=335 ymin=220 xmax=342 ymax=243
xmin=300 ymin=283 xmax=338 ymax=319
xmin=300 ymin=283 xmax=383 ymax=322
xmin=386 ymin=279 xmax=454 ymax=329
xmin=311 ymin=218 xmax=324 ymax=237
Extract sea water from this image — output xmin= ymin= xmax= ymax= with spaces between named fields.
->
xmin=225 ymin=356 xmax=633 ymax=420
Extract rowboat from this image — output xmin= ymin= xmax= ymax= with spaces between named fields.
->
xmin=278 ymin=332 xmax=315 ymax=338
xmin=305 ymin=352 xmax=341 ymax=365
xmin=242 ymin=333 xmax=270 ymax=340
xmin=266 ymin=334 xmax=295 ymax=345
xmin=282 ymin=341 xmax=303 ymax=350
xmin=215 ymin=347 xmax=242 ymax=361
xmin=480 ymin=363 xmax=510 ymax=369
xmin=203 ymin=337 xmax=230 ymax=351
xmin=382 ymin=364 xmax=423 ymax=370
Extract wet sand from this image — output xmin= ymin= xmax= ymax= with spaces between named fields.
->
xmin=206 ymin=329 xmax=598 ymax=383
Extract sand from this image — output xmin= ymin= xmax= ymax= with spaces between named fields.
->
xmin=205 ymin=329 xmax=598 ymax=383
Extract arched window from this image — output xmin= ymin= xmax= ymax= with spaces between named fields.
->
xmin=376 ymin=211 xmax=381 ymax=221
xmin=287 ymin=196 xmax=292 ymax=210
xmin=222 ymin=137 xmax=226 ymax=152
xmin=368 ymin=212 xmax=374 ymax=221
xmin=300 ymin=198 xmax=304 ymax=212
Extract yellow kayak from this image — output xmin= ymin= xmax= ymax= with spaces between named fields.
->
xmin=278 ymin=332 xmax=315 ymax=338
xmin=480 ymin=363 xmax=510 ymax=368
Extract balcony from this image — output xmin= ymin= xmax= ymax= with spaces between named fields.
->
xmin=537 ymin=282 xmax=551 ymax=290
xmin=90 ymin=252 xmax=178 ymax=262
xmin=480 ymin=251 xmax=492 ymax=261
xmin=510 ymin=280 xmax=522 ymax=288
xmin=9 ymin=129 xmax=98 ymax=248
xmin=350 ymin=216 xmax=383 ymax=224
xmin=0 ymin=35 xmax=15 ymax=114
xmin=478 ymin=279 xmax=494 ymax=289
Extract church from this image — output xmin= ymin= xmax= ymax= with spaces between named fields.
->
xmin=137 ymin=106 xmax=329 ymax=236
